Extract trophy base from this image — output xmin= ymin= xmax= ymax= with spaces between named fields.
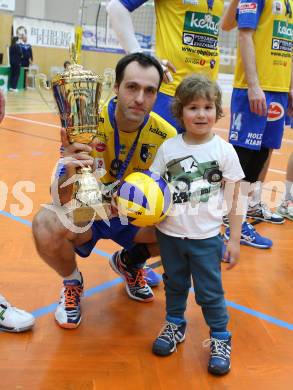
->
xmin=71 ymin=203 xmax=111 ymax=224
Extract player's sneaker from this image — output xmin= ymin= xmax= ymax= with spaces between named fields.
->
xmin=224 ymin=221 xmax=273 ymax=249
xmin=152 ymin=321 xmax=186 ymax=356
xmin=54 ymin=274 xmax=83 ymax=329
xmin=0 ymin=294 xmax=35 ymax=332
xmin=276 ymin=200 xmax=293 ymax=221
xmin=144 ymin=265 xmax=161 ymax=287
xmin=247 ymin=202 xmax=284 ymax=224
xmin=222 ymin=215 xmax=229 ymax=227
xmin=204 ymin=331 xmax=232 ymax=375
xmin=110 ymin=250 xmax=154 ymax=302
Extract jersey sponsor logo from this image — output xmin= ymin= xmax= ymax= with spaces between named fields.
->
xmin=184 ymin=12 xmax=220 ymax=37
xmin=182 ymin=0 xmax=199 ymax=4
xmin=267 ymin=102 xmax=284 ymax=121
xmin=96 ymin=130 xmax=108 ymax=142
xmin=149 ymin=125 xmax=167 ymax=139
xmin=140 ymin=144 xmax=156 ymax=163
xmin=239 ymin=2 xmax=257 ymax=14
xmin=210 ymin=59 xmax=216 ymax=69
xmin=273 ymin=20 xmax=293 ymax=40
xmin=184 ymin=56 xmax=206 ymax=65
xmin=95 ymin=142 xmax=107 ymax=152
xmin=272 ymin=0 xmax=283 ymax=14
xmin=182 ymin=32 xmax=218 ymax=50
xmin=230 ymin=131 xmax=238 ymax=141
xmin=245 ymin=132 xmax=262 ymax=146
xmin=94 ymin=158 xmax=105 ymax=170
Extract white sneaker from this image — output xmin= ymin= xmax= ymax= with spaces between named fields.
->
xmin=9 ymin=88 xmax=19 ymax=92
xmin=276 ymin=200 xmax=293 ymax=221
xmin=0 ymin=294 xmax=35 ymax=332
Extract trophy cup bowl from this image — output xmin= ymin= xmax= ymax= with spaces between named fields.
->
xmin=36 ymin=46 xmax=115 ymax=224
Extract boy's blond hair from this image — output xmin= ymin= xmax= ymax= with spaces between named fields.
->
xmin=172 ymin=74 xmax=224 ymax=127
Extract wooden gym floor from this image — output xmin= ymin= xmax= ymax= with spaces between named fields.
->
xmin=0 ymin=90 xmax=292 ymax=390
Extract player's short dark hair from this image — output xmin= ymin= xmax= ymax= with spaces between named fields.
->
xmin=115 ymin=52 xmax=163 ymax=89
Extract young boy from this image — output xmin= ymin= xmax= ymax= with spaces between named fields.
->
xmin=150 ymin=74 xmax=244 ymax=375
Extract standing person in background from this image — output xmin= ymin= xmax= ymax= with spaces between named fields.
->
xmin=9 ymin=37 xmax=23 ymax=92
xmin=19 ymin=34 xmax=33 ymax=89
xmin=107 ymin=0 xmax=273 ymax=248
xmin=0 ymin=89 xmax=35 ymax=332
xmin=106 ymin=0 xmax=225 ymax=132
xmin=222 ymin=0 xmax=293 ymax=249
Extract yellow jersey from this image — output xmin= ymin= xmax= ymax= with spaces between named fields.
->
xmin=120 ymin=0 xmax=224 ymax=96
xmin=91 ymin=97 xmax=177 ymax=185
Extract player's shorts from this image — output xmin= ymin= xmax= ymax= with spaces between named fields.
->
xmin=153 ymin=91 xmax=184 ymax=133
xmin=75 ymin=217 xmax=139 ymax=258
xmin=229 ymin=88 xmax=288 ymax=150
xmin=285 ymin=115 xmax=292 ymax=127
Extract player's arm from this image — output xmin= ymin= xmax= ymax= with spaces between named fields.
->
xmin=239 ymin=28 xmax=267 ymax=116
xmin=0 ymin=89 xmax=5 ymax=123
xmin=221 ymin=0 xmax=239 ymax=31
xmin=106 ymin=0 xmax=143 ymax=54
xmin=106 ymin=0 xmax=175 ymax=83
xmin=223 ymin=181 xmax=243 ymax=270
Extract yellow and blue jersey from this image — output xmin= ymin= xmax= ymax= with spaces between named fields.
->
xmin=119 ymin=0 xmax=224 ymax=96
xmin=82 ymin=97 xmax=176 ymax=184
xmin=234 ymin=0 xmax=293 ymax=92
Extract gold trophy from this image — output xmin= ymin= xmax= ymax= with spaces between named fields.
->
xmin=36 ymin=44 xmax=115 ymax=224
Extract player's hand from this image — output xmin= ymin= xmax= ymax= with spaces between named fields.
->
xmin=248 ymin=85 xmax=267 ymax=116
xmin=222 ymin=240 xmax=240 ymax=270
xmin=160 ymin=59 xmax=176 ymax=83
xmin=60 ymin=128 xmax=94 ymax=168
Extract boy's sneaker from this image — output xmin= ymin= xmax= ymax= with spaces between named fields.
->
xmin=224 ymin=221 xmax=272 ymax=249
xmin=247 ymin=202 xmax=284 ymax=224
xmin=0 ymin=294 xmax=35 ymax=332
xmin=144 ymin=265 xmax=161 ymax=287
xmin=54 ymin=274 xmax=83 ymax=329
xmin=152 ymin=321 xmax=186 ymax=356
xmin=276 ymin=200 xmax=293 ymax=221
xmin=110 ymin=250 xmax=154 ymax=302
xmin=204 ymin=331 xmax=232 ymax=375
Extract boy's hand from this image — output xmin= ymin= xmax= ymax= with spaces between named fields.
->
xmin=222 ymin=239 xmax=240 ymax=270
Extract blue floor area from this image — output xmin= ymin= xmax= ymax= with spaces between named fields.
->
xmin=1 ymin=210 xmax=292 ymax=331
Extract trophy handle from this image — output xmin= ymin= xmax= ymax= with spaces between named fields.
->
xmin=99 ymin=68 xmax=115 ymax=113
xmin=35 ymin=73 xmax=57 ymax=112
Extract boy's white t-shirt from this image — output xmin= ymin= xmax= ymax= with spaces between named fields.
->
xmin=150 ymin=134 xmax=245 ymax=239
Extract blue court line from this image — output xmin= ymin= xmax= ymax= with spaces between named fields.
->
xmin=1 ymin=210 xmax=293 ymax=331
xmin=0 ymin=210 xmax=32 ymax=227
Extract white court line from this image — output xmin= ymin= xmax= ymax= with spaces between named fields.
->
xmin=268 ymin=168 xmax=286 ymax=175
xmin=4 ymin=116 xmax=293 ymax=146
xmin=5 ymin=115 xmax=59 ymax=129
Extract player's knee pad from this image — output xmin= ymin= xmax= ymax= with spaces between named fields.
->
xmin=234 ymin=145 xmax=269 ymax=183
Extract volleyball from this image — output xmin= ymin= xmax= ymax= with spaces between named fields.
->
xmin=116 ymin=170 xmax=172 ymax=227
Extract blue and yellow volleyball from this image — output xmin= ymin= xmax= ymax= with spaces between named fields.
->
xmin=117 ymin=170 xmax=172 ymax=227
